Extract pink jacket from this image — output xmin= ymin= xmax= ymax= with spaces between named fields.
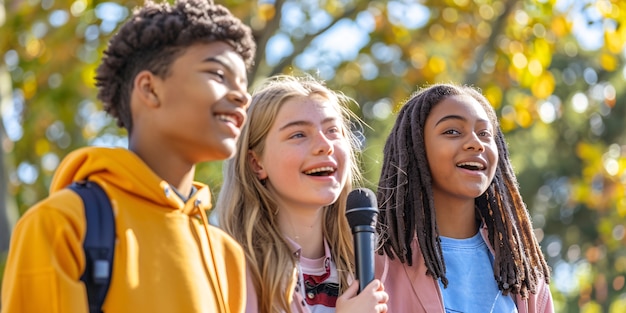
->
xmin=375 ymin=226 xmax=554 ymax=313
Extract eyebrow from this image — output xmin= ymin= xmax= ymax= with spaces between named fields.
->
xmin=435 ymin=114 xmax=466 ymax=126
xmin=435 ymin=115 xmax=490 ymax=126
xmin=279 ymin=117 xmax=338 ymax=131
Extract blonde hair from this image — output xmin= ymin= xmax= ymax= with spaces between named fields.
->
xmin=216 ymin=75 xmax=362 ymax=312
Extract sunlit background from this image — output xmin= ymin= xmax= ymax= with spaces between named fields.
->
xmin=1 ymin=0 xmax=625 ymax=312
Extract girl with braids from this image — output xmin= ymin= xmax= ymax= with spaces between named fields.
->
xmin=216 ymin=75 xmax=388 ymax=313
xmin=375 ymin=83 xmax=553 ymax=313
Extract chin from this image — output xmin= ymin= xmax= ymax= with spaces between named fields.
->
xmin=199 ymin=148 xmax=235 ymax=163
xmin=471 ymin=189 xmax=489 ymax=199
xmin=219 ymin=150 xmax=237 ymax=161
xmin=320 ymin=192 xmax=342 ymax=205
xmin=213 ymin=141 xmax=237 ymax=159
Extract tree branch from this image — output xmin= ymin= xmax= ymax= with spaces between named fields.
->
xmin=250 ymin=0 xmax=286 ymax=81
xmin=0 ymin=66 xmax=18 ymax=254
xmin=269 ymin=2 xmax=368 ymax=77
xmin=463 ymin=0 xmax=519 ymax=85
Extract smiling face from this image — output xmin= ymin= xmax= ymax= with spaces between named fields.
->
xmin=424 ymin=94 xmax=499 ymax=202
xmin=150 ymin=41 xmax=250 ymax=163
xmin=249 ymin=95 xmax=350 ymax=211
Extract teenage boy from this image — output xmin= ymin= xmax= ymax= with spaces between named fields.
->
xmin=1 ymin=0 xmax=255 ymax=312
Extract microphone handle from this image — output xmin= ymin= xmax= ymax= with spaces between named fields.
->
xmin=352 ymin=225 xmax=375 ymax=293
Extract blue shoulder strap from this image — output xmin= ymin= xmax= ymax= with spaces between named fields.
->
xmin=69 ymin=181 xmax=115 ymax=313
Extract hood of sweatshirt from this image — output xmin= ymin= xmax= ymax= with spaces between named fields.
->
xmin=49 ymin=146 xmax=211 ymax=214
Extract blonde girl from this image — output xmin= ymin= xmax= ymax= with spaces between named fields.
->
xmin=217 ymin=75 xmax=387 ymax=313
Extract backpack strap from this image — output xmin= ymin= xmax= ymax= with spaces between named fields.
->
xmin=69 ymin=181 xmax=115 ymax=313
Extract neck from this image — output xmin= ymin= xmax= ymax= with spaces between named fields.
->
xmin=433 ymin=195 xmax=479 ymax=239
xmin=129 ymin=140 xmax=196 ymax=197
xmin=278 ymin=206 xmax=325 ymax=259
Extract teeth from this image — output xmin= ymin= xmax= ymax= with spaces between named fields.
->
xmin=217 ymin=114 xmax=238 ymax=126
xmin=304 ymin=166 xmax=335 ymax=175
xmin=457 ymin=162 xmax=485 ymax=170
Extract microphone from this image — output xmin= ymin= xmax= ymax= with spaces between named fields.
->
xmin=345 ymin=188 xmax=378 ymax=293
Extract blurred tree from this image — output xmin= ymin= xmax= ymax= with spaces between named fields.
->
xmin=1 ymin=0 xmax=625 ymax=311
xmin=0 ymin=65 xmax=16 ymax=269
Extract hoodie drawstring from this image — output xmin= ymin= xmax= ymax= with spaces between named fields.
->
xmin=191 ymin=201 xmax=228 ymax=313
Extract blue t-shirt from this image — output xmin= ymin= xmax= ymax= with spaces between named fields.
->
xmin=438 ymin=232 xmax=518 ymax=313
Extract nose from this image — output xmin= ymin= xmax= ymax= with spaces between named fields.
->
xmin=464 ymin=132 xmax=485 ymax=152
xmin=227 ymin=85 xmax=251 ymax=108
xmin=313 ymin=132 xmax=334 ymax=155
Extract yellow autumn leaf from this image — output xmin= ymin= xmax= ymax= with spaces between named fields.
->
xmin=258 ymin=3 xmax=275 ymax=22
xmin=81 ymin=63 xmax=98 ymax=88
xmin=531 ymin=71 xmax=555 ymax=99
xmin=617 ymin=197 xmax=626 ymax=218
xmin=619 ymin=157 xmax=626 ymax=174
xmin=483 ymin=85 xmax=502 ymax=109
xmin=600 ymin=52 xmax=618 ymax=71
xmin=519 ymin=67 xmax=534 ymax=88
xmin=25 ymin=37 xmax=45 ymax=59
xmin=515 ymin=106 xmax=533 ymax=128
xmin=426 ymin=56 xmax=446 ymax=75
xmin=604 ymin=29 xmax=625 ymax=54
xmin=551 ymin=15 xmax=571 ymax=37
xmin=577 ymin=142 xmax=604 ymax=164
xmin=500 ymin=116 xmax=516 ymax=132
xmin=581 ymin=301 xmax=603 ymax=313
xmin=571 ymin=180 xmax=589 ymax=203
xmin=392 ymin=25 xmax=411 ymax=46
xmin=532 ymin=38 xmax=552 ymax=67
xmin=35 ymin=139 xmax=50 ymax=157
xmin=22 ymin=73 xmax=37 ymax=100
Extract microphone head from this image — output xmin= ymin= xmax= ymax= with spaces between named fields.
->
xmin=345 ymin=188 xmax=378 ymax=229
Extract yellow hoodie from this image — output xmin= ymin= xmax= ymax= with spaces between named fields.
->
xmin=1 ymin=147 xmax=246 ymax=313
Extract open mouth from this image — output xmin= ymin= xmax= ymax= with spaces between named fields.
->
xmin=216 ymin=113 xmax=243 ymax=128
xmin=456 ymin=161 xmax=486 ymax=171
xmin=303 ymin=166 xmax=336 ymax=176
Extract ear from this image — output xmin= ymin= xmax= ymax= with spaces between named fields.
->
xmin=248 ymin=150 xmax=267 ymax=180
xmin=134 ymin=70 xmax=160 ymax=108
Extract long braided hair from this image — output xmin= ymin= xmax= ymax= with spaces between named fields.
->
xmin=376 ymin=83 xmax=550 ymax=297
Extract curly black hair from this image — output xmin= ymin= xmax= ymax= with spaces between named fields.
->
xmin=95 ymin=0 xmax=256 ymax=132
xmin=377 ymin=84 xmax=550 ymax=298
